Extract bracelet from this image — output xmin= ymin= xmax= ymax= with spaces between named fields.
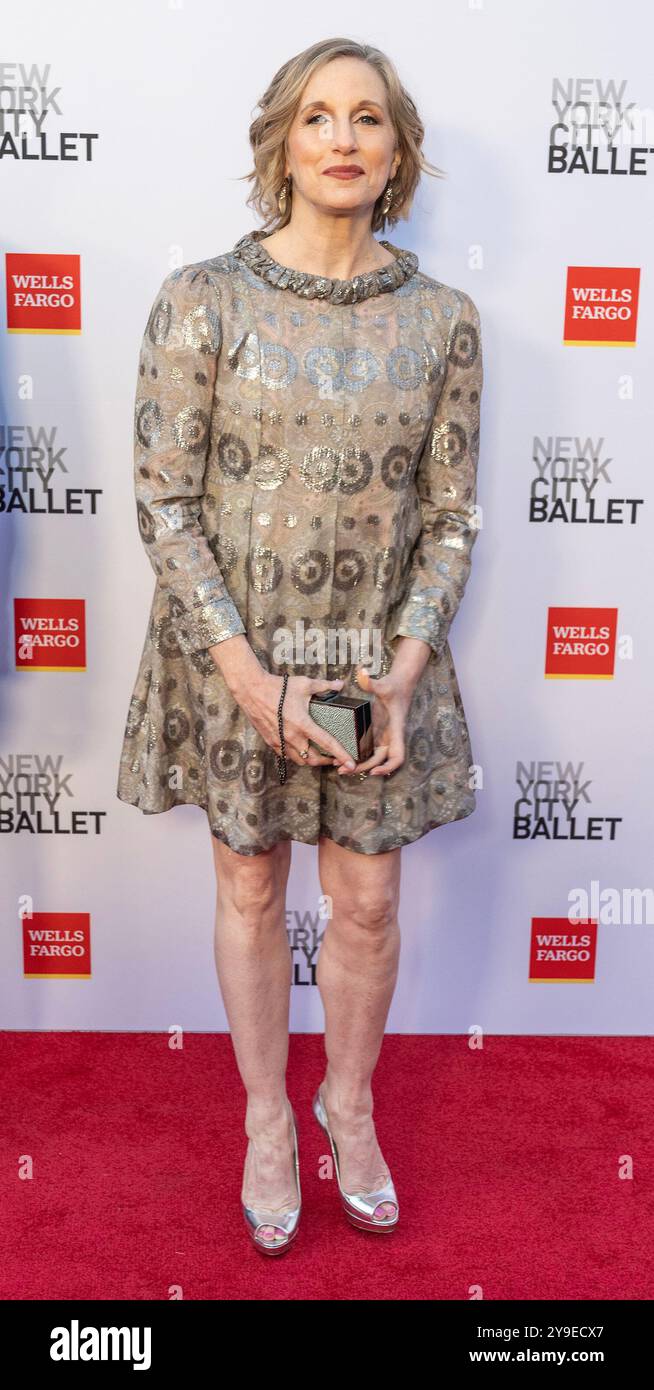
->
xmin=275 ymin=671 xmax=289 ymax=784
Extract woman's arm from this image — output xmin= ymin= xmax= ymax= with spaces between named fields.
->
xmin=133 ymin=263 xmax=246 ymax=655
xmin=386 ymin=290 xmax=484 ymax=661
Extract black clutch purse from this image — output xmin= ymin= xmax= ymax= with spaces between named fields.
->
xmin=308 ymin=691 xmax=374 ymax=763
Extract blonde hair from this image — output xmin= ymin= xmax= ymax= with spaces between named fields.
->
xmin=239 ymin=36 xmax=446 ymax=234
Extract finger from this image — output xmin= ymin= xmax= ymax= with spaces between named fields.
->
xmin=306 ymin=677 xmax=346 ymax=695
xmin=369 ymin=744 xmax=405 ymax=775
xmin=302 ymin=717 xmax=357 ymax=769
xmin=289 ymin=740 xmax=334 ymax=767
xmin=348 ymin=744 xmax=389 ymax=775
xmin=274 ymin=742 xmax=326 ymax=770
xmin=369 ymin=723 xmax=405 ymax=776
xmin=272 ymin=724 xmax=335 ymax=768
xmin=340 ymin=739 xmax=391 ymax=772
xmin=355 ymin=666 xmax=387 ymax=696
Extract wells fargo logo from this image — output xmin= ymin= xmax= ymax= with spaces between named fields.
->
xmin=529 ymin=917 xmax=597 ymax=983
xmin=22 ymin=911 xmax=91 ymax=979
xmin=14 ymin=598 xmax=86 ymax=671
xmin=5 ymin=252 xmax=81 ymax=334
xmin=545 ymin=606 xmax=617 ymax=678
xmin=564 ymin=266 xmax=640 ymax=346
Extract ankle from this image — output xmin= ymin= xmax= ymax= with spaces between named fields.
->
xmin=321 ymin=1077 xmax=374 ymax=1124
xmin=245 ymin=1095 xmax=292 ymax=1140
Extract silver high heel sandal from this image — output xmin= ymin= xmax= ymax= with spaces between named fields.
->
xmin=312 ymin=1084 xmax=399 ymax=1232
xmin=241 ymin=1102 xmax=301 ymax=1256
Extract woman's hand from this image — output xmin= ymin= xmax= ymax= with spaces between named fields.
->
xmin=342 ymin=666 xmax=410 ymax=777
xmin=231 ymin=670 xmax=359 ymax=771
xmin=344 ymin=638 xmax=432 ymax=777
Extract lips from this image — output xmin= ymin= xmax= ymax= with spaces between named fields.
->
xmin=324 ymin=167 xmax=363 ymax=177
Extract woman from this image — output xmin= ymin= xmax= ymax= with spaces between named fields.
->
xmin=117 ymin=36 xmax=483 ymax=1255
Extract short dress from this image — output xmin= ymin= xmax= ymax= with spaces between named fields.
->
xmin=116 ymin=229 xmax=484 ymax=856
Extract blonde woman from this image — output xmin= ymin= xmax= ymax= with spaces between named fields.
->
xmin=118 ymin=36 xmax=483 ymax=1255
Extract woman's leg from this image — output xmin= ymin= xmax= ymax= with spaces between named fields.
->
xmin=211 ymin=833 xmax=297 ymax=1211
xmin=315 ymin=836 xmax=402 ymax=1191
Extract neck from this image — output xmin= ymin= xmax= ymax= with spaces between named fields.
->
xmin=259 ymin=208 xmax=394 ymax=280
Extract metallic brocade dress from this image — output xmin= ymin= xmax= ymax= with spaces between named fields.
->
xmin=116 ymin=230 xmax=484 ymax=856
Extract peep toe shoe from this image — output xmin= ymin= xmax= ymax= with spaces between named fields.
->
xmin=312 ymin=1085 xmax=399 ymax=1232
xmin=241 ymin=1104 xmax=301 ymax=1255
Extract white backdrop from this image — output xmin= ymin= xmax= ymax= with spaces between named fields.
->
xmin=2 ymin=0 xmax=653 ymax=1033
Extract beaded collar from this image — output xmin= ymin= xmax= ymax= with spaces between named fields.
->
xmin=231 ymin=228 xmax=419 ymax=304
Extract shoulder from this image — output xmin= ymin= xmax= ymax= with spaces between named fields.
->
xmin=151 ymin=252 xmax=235 ymax=307
xmin=415 ymin=270 xmax=481 ymax=326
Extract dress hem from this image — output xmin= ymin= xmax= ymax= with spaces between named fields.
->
xmin=116 ymin=788 xmax=476 ymax=857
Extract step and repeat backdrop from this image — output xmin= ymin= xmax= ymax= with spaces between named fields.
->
xmin=2 ymin=0 xmax=653 ymax=1032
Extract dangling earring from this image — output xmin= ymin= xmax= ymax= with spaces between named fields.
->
xmin=381 ymin=181 xmax=394 ymax=215
xmin=278 ymin=176 xmax=291 ymax=215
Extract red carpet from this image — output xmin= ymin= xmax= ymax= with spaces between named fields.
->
xmin=2 ymin=1032 xmax=652 ymax=1300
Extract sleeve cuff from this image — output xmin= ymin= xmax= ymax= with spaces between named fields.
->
xmin=173 ymin=594 xmax=246 ymax=655
xmin=386 ymin=594 xmax=450 ymax=659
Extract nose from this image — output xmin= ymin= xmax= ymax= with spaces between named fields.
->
xmin=325 ymin=118 xmax=359 ymax=153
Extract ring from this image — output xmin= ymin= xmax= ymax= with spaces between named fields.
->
xmin=299 ymin=746 xmax=309 ymax=760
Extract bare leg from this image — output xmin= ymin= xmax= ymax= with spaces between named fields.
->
xmin=211 ymin=833 xmax=298 ymax=1212
xmin=315 ymin=836 xmax=401 ymax=1191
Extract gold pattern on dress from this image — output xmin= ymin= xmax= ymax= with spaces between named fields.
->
xmin=182 ymin=302 xmax=221 ymax=352
xmin=431 ymin=419 xmax=465 ymax=466
xmin=249 ymin=544 xmax=282 ymax=594
xmin=257 ymin=512 xmax=272 ymax=527
xmin=148 ymin=295 xmax=172 ymax=347
xmin=283 ymin=514 xmax=298 ymax=527
xmin=253 ymin=445 xmax=291 ymax=491
xmin=300 ymin=444 xmax=340 ymax=493
xmin=230 ymin=330 xmax=260 ymax=380
xmin=422 ymin=342 xmax=442 ymax=384
xmin=172 ymin=404 xmax=210 ymax=454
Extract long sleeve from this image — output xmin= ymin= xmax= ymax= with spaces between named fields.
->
xmin=387 ymin=290 xmax=483 ymax=659
xmin=133 ymin=263 xmax=246 ymax=654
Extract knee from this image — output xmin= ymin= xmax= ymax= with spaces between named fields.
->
xmin=215 ymin=834 xmax=288 ymax=934
xmin=230 ymin=871 xmax=285 ymax=929
xmin=215 ymin=850 xmax=286 ymax=933
xmin=332 ymin=886 xmax=399 ymax=945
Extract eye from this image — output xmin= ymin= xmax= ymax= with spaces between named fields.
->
xmin=305 ymin=112 xmax=380 ymax=125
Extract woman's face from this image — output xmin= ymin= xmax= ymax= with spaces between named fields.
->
xmin=283 ymin=56 xmax=400 ymax=218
